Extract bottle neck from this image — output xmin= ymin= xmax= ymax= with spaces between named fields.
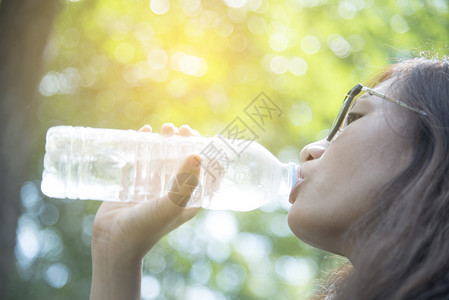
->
xmin=278 ymin=162 xmax=300 ymax=198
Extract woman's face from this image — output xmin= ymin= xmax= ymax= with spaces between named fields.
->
xmin=288 ymin=79 xmax=415 ymax=257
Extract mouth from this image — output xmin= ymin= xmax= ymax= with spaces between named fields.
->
xmin=289 ymin=167 xmax=304 ymax=204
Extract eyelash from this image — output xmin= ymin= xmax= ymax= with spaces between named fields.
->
xmin=345 ymin=112 xmax=363 ymax=126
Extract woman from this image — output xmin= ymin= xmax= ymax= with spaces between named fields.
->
xmin=90 ymin=57 xmax=449 ymax=299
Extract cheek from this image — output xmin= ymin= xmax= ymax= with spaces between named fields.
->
xmin=287 ymin=117 xmax=413 ymax=252
xmin=287 ymin=180 xmax=365 ymax=253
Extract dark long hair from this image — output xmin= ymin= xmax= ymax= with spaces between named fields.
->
xmin=317 ymin=57 xmax=449 ymax=299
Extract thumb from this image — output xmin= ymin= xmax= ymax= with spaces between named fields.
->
xmin=167 ymin=154 xmax=202 ymax=207
xmin=129 ymin=154 xmax=202 ymax=249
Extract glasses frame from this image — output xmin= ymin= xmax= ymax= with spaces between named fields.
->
xmin=326 ymin=83 xmax=427 ymax=142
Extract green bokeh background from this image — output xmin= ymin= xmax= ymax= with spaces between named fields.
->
xmin=10 ymin=0 xmax=449 ymax=299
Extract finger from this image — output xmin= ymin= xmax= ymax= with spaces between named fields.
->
xmin=139 ymin=155 xmax=202 ymax=230
xmin=179 ymin=124 xmax=193 ymax=136
xmin=129 ymin=155 xmax=202 ymax=248
xmin=167 ymin=154 xmax=202 ymax=207
xmin=161 ymin=123 xmax=179 ymax=136
xmin=138 ymin=124 xmax=153 ymax=132
xmin=179 ymin=124 xmax=200 ymax=137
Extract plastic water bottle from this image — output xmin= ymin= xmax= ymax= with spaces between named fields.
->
xmin=41 ymin=126 xmax=299 ymax=211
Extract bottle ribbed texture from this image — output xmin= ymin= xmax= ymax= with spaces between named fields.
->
xmin=41 ymin=126 xmax=298 ymax=211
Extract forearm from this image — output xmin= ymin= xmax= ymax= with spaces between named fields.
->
xmin=90 ymin=247 xmax=143 ymax=300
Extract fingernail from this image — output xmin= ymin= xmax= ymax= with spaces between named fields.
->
xmin=140 ymin=124 xmax=152 ymax=132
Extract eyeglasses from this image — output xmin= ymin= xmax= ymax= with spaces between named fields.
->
xmin=326 ymin=83 xmax=427 ymax=142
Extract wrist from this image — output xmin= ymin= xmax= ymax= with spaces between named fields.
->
xmin=90 ymin=244 xmax=143 ymax=300
xmin=91 ymin=222 xmax=153 ymax=266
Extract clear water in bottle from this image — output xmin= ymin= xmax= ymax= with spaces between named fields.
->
xmin=41 ymin=126 xmax=299 ymax=211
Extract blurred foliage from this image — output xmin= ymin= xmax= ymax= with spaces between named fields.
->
xmin=9 ymin=0 xmax=449 ymax=299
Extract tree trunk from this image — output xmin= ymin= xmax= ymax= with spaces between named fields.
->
xmin=0 ymin=0 xmax=59 ymax=297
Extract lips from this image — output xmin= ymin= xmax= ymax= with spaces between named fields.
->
xmin=289 ymin=167 xmax=304 ymax=204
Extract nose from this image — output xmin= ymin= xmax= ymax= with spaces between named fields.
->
xmin=300 ymin=139 xmax=328 ymax=163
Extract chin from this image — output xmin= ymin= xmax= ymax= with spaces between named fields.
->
xmin=287 ymin=209 xmax=344 ymax=255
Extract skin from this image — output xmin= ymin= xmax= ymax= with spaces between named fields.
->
xmin=90 ymin=123 xmax=201 ymax=300
xmin=288 ymin=79 xmax=415 ymax=258
xmin=90 ymin=80 xmax=415 ymax=299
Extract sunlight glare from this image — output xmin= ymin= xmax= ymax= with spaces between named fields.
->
xmin=289 ymin=57 xmax=308 ymax=76
xmin=141 ymin=275 xmax=161 ymax=299
xmin=224 ymin=0 xmax=248 ymax=9
xmin=270 ymin=55 xmax=289 ymax=74
xmin=300 ymin=35 xmax=320 ymax=55
xmin=150 ymin=0 xmax=170 ymax=15
xmin=269 ymin=33 xmax=289 ymax=52
xmin=147 ymin=48 xmax=168 ymax=69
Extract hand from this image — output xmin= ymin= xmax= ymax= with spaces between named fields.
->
xmin=90 ymin=123 xmax=201 ymax=300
